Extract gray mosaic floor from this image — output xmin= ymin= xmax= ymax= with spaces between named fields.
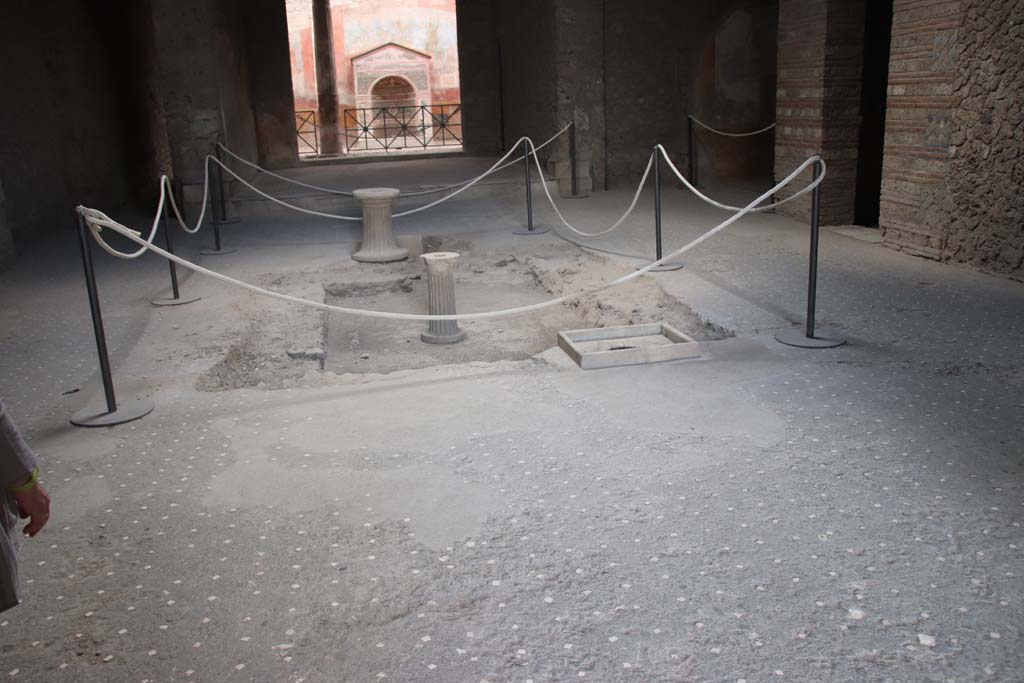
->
xmin=0 ymin=181 xmax=1021 ymax=681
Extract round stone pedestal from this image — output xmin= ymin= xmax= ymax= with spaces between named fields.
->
xmin=352 ymin=188 xmax=408 ymax=263
xmin=420 ymin=252 xmax=466 ymax=344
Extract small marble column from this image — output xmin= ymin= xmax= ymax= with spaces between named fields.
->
xmin=352 ymin=188 xmax=408 ymax=262
xmin=420 ymin=252 xmax=466 ymax=344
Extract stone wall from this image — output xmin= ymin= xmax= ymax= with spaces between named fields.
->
xmin=880 ymin=0 xmax=1023 ymax=278
xmin=246 ymin=0 xmax=301 ymax=168
xmin=877 ymin=0 xmax=960 ymax=257
xmin=495 ymin=0 xmax=559 ymax=162
xmin=773 ymin=0 xmax=865 ymax=224
xmin=0 ymin=181 xmax=10 ymax=271
xmin=454 ymin=0 xmax=503 ymax=155
xmin=0 ymin=1 xmax=138 ymax=264
xmin=942 ymin=0 xmax=1024 ymax=276
xmin=554 ymin=0 xmax=607 ymax=191
xmin=689 ymin=1 xmax=778 ymax=182
xmin=603 ymin=0 xmax=687 ymax=186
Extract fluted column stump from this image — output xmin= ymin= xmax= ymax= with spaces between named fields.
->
xmin=352 ymin=188 xmax=408 ymax=263
xmin=420 ymin=252 xmax=466 ymax=344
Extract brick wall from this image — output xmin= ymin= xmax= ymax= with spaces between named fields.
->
xmin=878 ymin=0 xmax=960 ymax=258
xmin=881 ymin=0 xmax=1023 ymax=278
xmin=774 ymin=0 xmax=865 ymax=224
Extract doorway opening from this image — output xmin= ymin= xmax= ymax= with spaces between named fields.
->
xmin=854 ymin=0 xmax=894 ymax=227
xmin=285 ymin=0 xmax=463 ymax=159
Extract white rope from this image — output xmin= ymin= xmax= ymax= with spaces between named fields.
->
xmin=215 ymin=122 xmax=572 ymax=198
xmin=162 ymin=160 xmax=212 ymax=235
xmin=530 ymin=143 xmax=654 ymax=238
xmin=657 ymin=145 xmax=816 ymax=214
xmin=77 ymin=155 xmax=824 ymax=322
xmin=689 ymin=116 xmax=776 ymax=138
xmin=78 ymin=184 xmax=167 ymax=260
xmin=210 ymin=134 xmax=541 ymax=222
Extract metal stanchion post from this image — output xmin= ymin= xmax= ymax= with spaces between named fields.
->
xmin=641 ymin=148 xmax=682 ymax=272
xmin=688 ymin=116 xmax=698 ymax=187
xmin=202 ymin=145 xmax=238 ymax=256
xmin=569 ymin=121 xmax=578 ymax=197
xmin=71 ymin=213 xmax=154 ymax=427
xmin=151 ymin=193 xmax=201 ymax=307
xmin=513 ymin=138 xmax=548 ymax=235
xmin=775 ymin=158 xmax=846 ymax=349
xmin=768 ymin=126 xmax=777 ymax=208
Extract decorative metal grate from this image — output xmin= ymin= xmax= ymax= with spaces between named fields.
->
xmin=295 ymin=110 xmax=319 ymax=156
xmin=343 ymin=103 xmax=462 ymax=153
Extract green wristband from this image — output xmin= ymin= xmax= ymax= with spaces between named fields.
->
xmin=9 ymin=467 xmax=39 ymax=494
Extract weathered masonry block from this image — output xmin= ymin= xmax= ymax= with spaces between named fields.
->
xmin=773 ymin=0 xmax=865 ymax=226
xmin=880 ymin=0 xmax=1023 ymax=278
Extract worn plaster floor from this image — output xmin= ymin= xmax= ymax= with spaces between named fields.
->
xmin=0 ymin=176 xmax=1022 ymax=682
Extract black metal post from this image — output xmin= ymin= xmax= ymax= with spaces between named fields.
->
xmin=768 ymin=126 xmax=777 ymax=207
xmin=163 ymin=201 xmax=180 ymax=300
xmin=152 ymin=188 xmax=201 ymax=307
xmin=172 ymin=177 xmax=186 ymax=224
xmin=71 ymin=213 xmax=154 ymax=427
xmin=688 ymin=116 xmax=697 ymax=187
xmin=569 ymin=120 xmax=578 ymax=197
xmin=524 ymin=138 xmax=533 ymax=231
xmin=774 ymin=157 xmax=845 ymax=348
xmin=655 ymin=149 xmax=663 ymax=261
xmin=513 ymin=139 xmax=548 ymax=235
xmin=215 ymin=145 xmax=228 ymax=225
xmin=805 ymin=159 xmax=821 ymax=337
xmin=77 ymin=214 xmax=117 ymax=415
xmin=202 ymin=150 xmax=237 ymax=255
xmin=212 ymin=216 xmax=223 ymax=252
xmin=644 ymin=148 xmax=683 ymax=272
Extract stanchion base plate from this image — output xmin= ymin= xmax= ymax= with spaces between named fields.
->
xmin=200 ymin=248 xmax=237 ymax=256
xmin=151 ymin=295 xmax=202 ymax=307
xmin=71 ymin=400 xmax=154 ymax=428
xmin=637 ymin=262 xmax=684 ymax=272
xmin=774 ymin=327 xmax=847 ymax=349
xmin=512 ymin=227 xmax=549 ymax=236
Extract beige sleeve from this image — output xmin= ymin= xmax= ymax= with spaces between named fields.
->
xmin=0 ymin=399 xmax=37 ymax=490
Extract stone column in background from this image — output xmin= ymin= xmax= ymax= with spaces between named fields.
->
xmin=312 ymin=0 xmax=340 ymax=155
xmin=420 ymin=252 xmax=467 ymax=344
xmin=351 ymin=188 xmax=408 ymax=263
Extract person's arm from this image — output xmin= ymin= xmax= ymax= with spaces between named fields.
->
xmin=0 ymin=399 xmax=49 ymax=537
xmin=0 ymin=399 xmax=36 ymax=489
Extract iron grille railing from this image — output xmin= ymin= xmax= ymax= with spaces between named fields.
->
xmin=343 ymin=103 xmax=462 ymax=153
xmin=295 ymin=110 xmax=319 ymax=156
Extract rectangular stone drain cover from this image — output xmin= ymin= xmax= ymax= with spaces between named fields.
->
xmin=557 ymin=321 xmax=700 ymax=370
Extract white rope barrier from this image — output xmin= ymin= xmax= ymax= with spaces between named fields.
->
xmin=163 ymin=161 xmax=212 ymax=235
xmin=216 ymin=122 xmax=573 ymax=198
xmin=657 ymin=145 xmax=814 ymax=214
xmin=77 ymin=155 xmax=824 ymax=322
xmin=529 ymin=144 xmax=654 ymax=238
xmin=689 ymin=116 xmax=776 ymax=138
xmin=210 ymin=133 xmax=544 ymax=222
